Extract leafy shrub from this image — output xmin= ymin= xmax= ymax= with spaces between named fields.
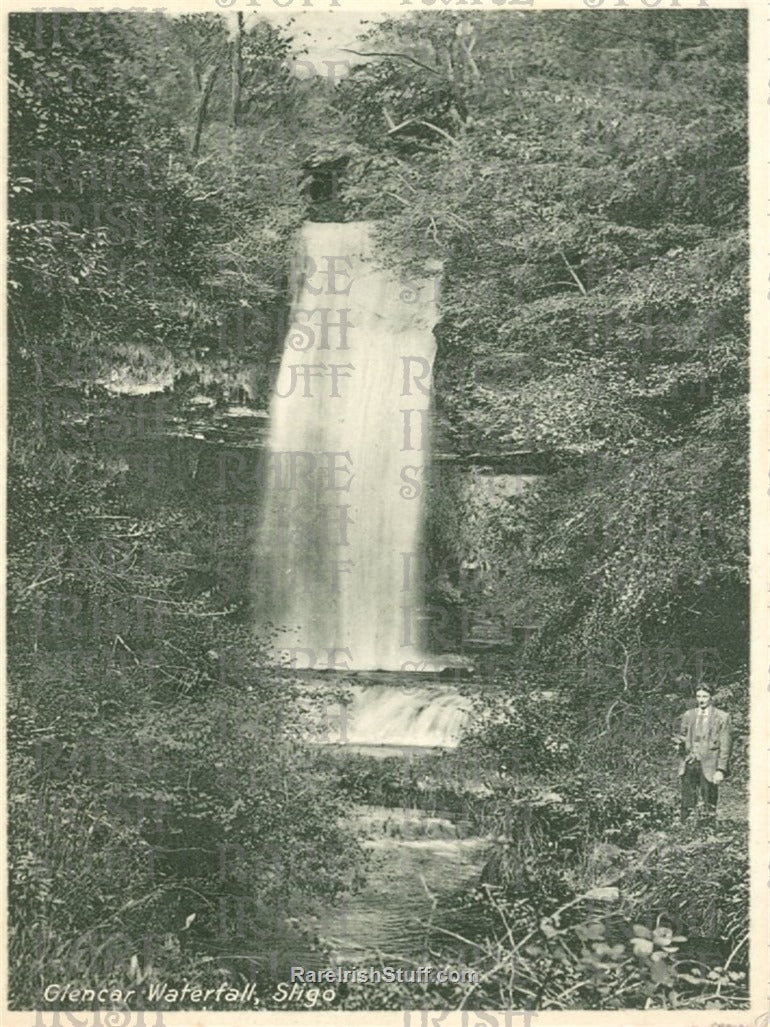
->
xmin=8 ymin=752 xmax=164 ymax=1006
xmin=623 ymin=819 xmax=748 ymax=962
xmin=423 ymin=782 xmax=746 ymax=1010
xmin=8 ymin=681 xmax=366 ymax=1008
xmin=511 ymin=901 xmax=749 ymax=1010
xmin=477 ymin=779 xmax=674 ymax=890
xmin=7 ymin=380 xmax=366 ymax=1008
xmin=315 ymin=745 xmax=503 ymax=822
xmin=462 ymin=681 xmax=579 ymax=777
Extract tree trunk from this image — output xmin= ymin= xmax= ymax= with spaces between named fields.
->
xmin=229 ymin=11 xmax=244 ymax=130
xmin=191 ymin=65 xmax=219 ymax=157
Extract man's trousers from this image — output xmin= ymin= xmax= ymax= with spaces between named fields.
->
xmin=680 ymin=759 xmax=718 ymax=819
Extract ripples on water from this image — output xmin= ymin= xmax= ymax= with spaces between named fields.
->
xmin=315 ymin=806 xmax=489 ymax=964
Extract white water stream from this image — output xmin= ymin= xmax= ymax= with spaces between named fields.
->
xmin=343 ymin=684 xmax=471 ymax=748
xmin=255 ymin=221 xmax=439 ymax=674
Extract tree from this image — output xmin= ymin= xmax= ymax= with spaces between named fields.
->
xmin=172 ymin=15 xmax=229 ymax=154
xmin=230 ymin=12 xmax=244 ymax=129
xmin=6 ymin=13 xmax=362 ymax=1004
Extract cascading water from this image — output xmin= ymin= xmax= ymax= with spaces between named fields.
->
xmin=252 ymin=224 xmax=483 ymax=962
xmin=255 ymin=221 xmax=471 ymax=750
xmin=255 ymin=221 xmax=438 ymax=674
xmin=343 ymin=684 xmax=471 ymax=748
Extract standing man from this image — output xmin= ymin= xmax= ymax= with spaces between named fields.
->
xmin=674 ymin=683 xmax=731 ymax=820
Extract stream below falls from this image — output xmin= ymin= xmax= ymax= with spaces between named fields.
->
xmin=286 ymin=677 xmax=489 ymax=972
xmin=315 ymin=805 xmax=488 ymax=965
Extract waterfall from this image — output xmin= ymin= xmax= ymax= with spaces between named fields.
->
xmin=344 ymin=684 xmax=471 ymax=748
xmin=255 ymin=221 xmax=439 ymax=673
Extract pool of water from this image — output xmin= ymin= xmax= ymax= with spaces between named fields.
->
xmin=307 ymin=806 xmax=489 ymax=965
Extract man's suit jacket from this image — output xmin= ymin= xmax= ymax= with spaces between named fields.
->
xmin=678 ymin=706 xmax=731 ymax=782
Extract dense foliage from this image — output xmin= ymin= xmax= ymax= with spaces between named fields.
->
xmin=7 ymin=11 xmax=359 ymax=1008
xmin=337 ymin=10 xmax=748 ymax=680
xmin=8 ymin=12 xmax=319 ymax=403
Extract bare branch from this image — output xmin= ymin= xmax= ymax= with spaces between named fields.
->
xmin=457 ymin=36 xmax=482 ymax=82
xmin=386 ymin=117 xmax=457 ymax=145
xmin=558 ymin=248 xmax=588 ymax=296
xmin=381 ymin=105 xmax=397 ymax=132
xmin=340 ymin=48 xmax=441 ymax=76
